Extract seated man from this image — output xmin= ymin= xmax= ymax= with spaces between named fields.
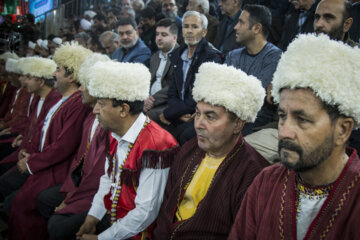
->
xmin=2 ymin=42 xmax=92 ymax=240
xmin=112 ymin=18 xmax=151 ymax=66
xmin=144 ymin=18 xmax=179 ymax=123
xmin=76 ymin=61 xmax=178 ymax=240
xmin=99 ymin=31 xmax=121 ymax=57
xmin=228 ymin=34 xmax=360 ymax=239
xmin=159 ymin=11 xmax=222 ymax=144
xmin=0 ymin=52 xmax=18 ymax=118
xmin=153 ymin=62 xmax=269 ymax=239
xmin=35 ymin=53 xmax=111 ymax=240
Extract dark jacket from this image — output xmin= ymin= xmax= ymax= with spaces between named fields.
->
xmin=111 ymin=38 xmax=151 ymax=66
xmin=213 ymin=10 xmax=242 ymax=55
xmin=163 ymin=38 xmax=223 ymax=121
xmin=277 ymin=0 xmax=320 ymax=51
xmin=350 ymin=2 xmax=360 ymax=43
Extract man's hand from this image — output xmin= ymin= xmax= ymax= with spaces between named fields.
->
xmin=159 ymin=113 xmax=171 ymax=126
xmin=143 ymin=96 xmax=155 ymax=112
xmin=18 ymin=149 xmax=26 ymax=161
xmin=79 ymin=234 xmax=98 ymax=240
xmin=12 ymin=134 xmax=23 ymax=148
xmin=17 ymin=153 xmax=30 ymax=174
xmin=179 ymin=114 xmax=193 ymax=123
xmin=0 ymin=128 xmax=11 ymax=136
xmin=76 ymin=215 xmax=99 ymax=239
xmin=54 ymin=201 xmax=67 ymax=212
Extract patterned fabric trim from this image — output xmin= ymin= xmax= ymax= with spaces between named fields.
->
xmin=279 ymin=169 xmax=290 ymax=240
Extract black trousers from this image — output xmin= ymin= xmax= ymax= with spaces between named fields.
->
xmin=36 ymin=184 xmax=64 ymax=219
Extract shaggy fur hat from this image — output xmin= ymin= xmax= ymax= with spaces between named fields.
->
xmin=21 ymin=57 xmax=57 ymax=79
xmin=88 ymin=61 xmax=150 ymax=101
xmin=192 ymin=62 xmax=265 ymax=122
xmin=272 ymin=34 xmax=360 ymax=127
xmin=78 ymin=53 xmax=111 ymax=87
xmin=5 ymin=59 xmax=21 ymax=74
xmin=52 ymin=41 xmax=92 ymax=82
xmin=0 ymin=52 xmax=19 ymax=61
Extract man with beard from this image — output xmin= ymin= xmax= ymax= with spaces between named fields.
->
xmin=112 ymin=18 xmax=151 ymax=66
xmin=139 ymin=7 xmax=157 ymax=52
xmin=228 ymin=34 xmax=360 ymax=239
xmin=99 ymin=31 xmax=121 ymax=57
xmin=162 ymin=0 xmax=182 ymax=38
xmin=159 ymin=11 xmax=222 ymax=144
xmin=153 ymin=62 xmax=269 ymax=239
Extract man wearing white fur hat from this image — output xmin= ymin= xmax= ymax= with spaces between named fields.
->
xmin=4 ymin=42 xmax=92 ymax=240
xmin=153 ymin=62 xmax=269 ymax=239
xmin=228 ymin=34 xmax=360 ymax=239
xmin=76 ymin=61 xmax=178 ymax=240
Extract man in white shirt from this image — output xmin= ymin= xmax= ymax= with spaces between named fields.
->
xmin=76 ymin=61 xmax=178 ymax=240
xmin=144 ymin=18 xmax=179 ymax=124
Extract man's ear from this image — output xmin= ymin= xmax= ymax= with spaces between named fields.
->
xmin=234 ymin=119 xmax=246 ymax=134
xmin=343 ymin=17 xmax=353 ymax=33
xmin=119 ymin=103 xmax=131 ymax=118
xmin=334 ymin=117 xmax=354 ymax=146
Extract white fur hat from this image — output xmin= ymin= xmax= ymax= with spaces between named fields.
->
xmin=6 ymin=58 xmax=21 ymax=74
xmin=78 ymin=53 xmax=111 ymax=87
xmin=28 ymin=41 xmax=36 ymax=49
xmin=272 ymin=34 xmax=360 ymax=127
xmin=0 ymin=52 xmax=19 ymax=61
xmin=192 ymin=62 xmax=265 ymax=122
xmin=21 ymin=57 xmax=57 ymax=79
xmin=52 ymin=41 xmax=92 ymax=82
xmin=88 ymin=61 xmax=150 ymax=101
xmin=17 ymin=58 xmax=26 ymax=74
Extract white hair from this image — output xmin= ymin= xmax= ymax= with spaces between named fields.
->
xmin=182 ymin=10 xmax=208 ymax=29
xmin=195 ymin=0 xmax=209 ymax=14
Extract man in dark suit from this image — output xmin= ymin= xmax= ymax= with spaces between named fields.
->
xmin=213 ymin=0 xmax=243 ymax=54
xmin=144 ymin=18 xmax=179 ymax=123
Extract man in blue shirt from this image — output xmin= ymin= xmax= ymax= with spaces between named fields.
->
xmin=112 ymin=18 xmax=152 ymax=66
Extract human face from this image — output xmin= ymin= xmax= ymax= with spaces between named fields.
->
xmin=53 ymin=66 xmax=71 ymax=95
xmin=289 ymin=0 xmax=315 ymax=10
xmin=18 ymin=75 xmax=27 ymax=88
xmin=79 ymin=84 xmax=97 ymax=105
xmin=118 ymin=24 xmax=138 ymax=49
xmin=122 ymin=0 xmax=131 ymax=8
xmin=186 ymin=0 xmax=197 ymax=11
xmin=101 ymin=37 xmax=118 ymax=55
xmin=183 ymin=15 xmax=207 ymax=46
xmin=194 ymin=101 xmax=239 ymax=157
xmin=314 ymin=0 xmax=347 ymax=41
xmin=162 ymin=0 xmax=177 ymax=18
xmin=139 ymin=17 xmax=155 ymax=32
xmin=219 ymin=0 xmax=237 ymax=16
xmin=24 ymin=76 xmax=42 ymax=94
xmin=93 ymin=98 xmax=121 ymax=132
xmin=234 ymin=10 xmax=254 ymax=45
xmin=277 ymin=89 xmax=336 ymax=172
xmin=156 ymin=26 xmax=177 ymax=52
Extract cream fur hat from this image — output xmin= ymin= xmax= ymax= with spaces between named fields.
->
xmin=52 ymin=41 xmax=92 ymax=82
xmin=78 ymin=53 xmax=111 ymax=87
xmin=0 ymin=52 xmax=19 ymax=61
xmin=21 ymin=57 xmax=57 ymax=79
xmin=17 ymin=58 xmax=26 ymax=74
xmin=192 ymin=62 xmax=265 ymax=122
xmin=88 ymin=61 xmax=150 ymax=101
xmin=6 ymin=59 xmax=21 ymax=74
xmin=272 ymin=34 xmax=360 ymax=127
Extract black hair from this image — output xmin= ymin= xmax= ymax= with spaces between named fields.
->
xmin=243 ymin=4 xmax=272 ymax=38
xmin=156 ymin=18 xmax=178 ymax=35
xmin=94 ymin=13 xmax=108 ymax=23
xmin=111 ymin=99 xmax=144 ymax=115
xmin=63 ymin=33 xmax=75 ymax=42
xmin=26 ymin=14 xmax=35 ymax=24
xmin=117 ymin=17 xmax=138 ymax=30
xmin=140 ymin=7 xmax=156 ymax=19
xmin=321 ymin=101 xmax=343 ymax=125
xmin=344 ymin=0 xmax=352 ymax=21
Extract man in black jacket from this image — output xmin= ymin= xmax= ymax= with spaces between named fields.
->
xmin=159 ymin=11 xmax=223 ymax=144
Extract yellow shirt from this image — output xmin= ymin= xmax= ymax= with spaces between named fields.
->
xmin=176 ymin=154 xmax=225 ymax=221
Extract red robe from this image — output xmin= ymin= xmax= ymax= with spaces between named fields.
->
xmin=228 ymin=148 xmax=360 ymax=240
xmin=0 ymin=89 xmax=61 ymax=165
xmin=0 ymin=87 xmax=31 ymax=129
xmin=57 ymin=113 xmax=108 ymax=215
xmin=0 ymin=82 xmax=16 ymax=118
xmin=8 ymin=91 xmax=91 ymax=240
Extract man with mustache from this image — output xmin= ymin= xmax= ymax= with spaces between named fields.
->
xmin=228 ymin=34 xmax=360 ymax=239
xmin=153 ymin=62 xmax=269 ymax=239
xmin=112 ymin=17 xmax=151 ymax=66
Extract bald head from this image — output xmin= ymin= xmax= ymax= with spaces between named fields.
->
xmin=314 ymin=0 xmax=353 ymax=41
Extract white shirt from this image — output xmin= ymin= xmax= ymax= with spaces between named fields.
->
xmin=150 ymin=51 xmax=168 ymax=95
xmin=27 ymin=94 xmax=34 ymax=117
xmin=88 ymin=113 xmax=170 ymax=240
xmin=36 ymin=98 xmax=45 ymax=118
xmin=90 ymin=118 xmax=99 ymax=142
xmin=10 ymin=89 xmax=21 ymax=113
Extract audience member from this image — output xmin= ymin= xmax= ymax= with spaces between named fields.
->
xmin=139 ymin=7 xmax=158 ymax=52
xmin=144 ymin=19 xmax=179 ymax=123
xmin=112 ymin=18 xmax=151 ymax=65
xmin=76 ymin=61 xmax=178 ymax=240
xmin=99 ymin=31 xmax=121 ymax=57
xmin=154 ymin=62 xmax=269 ymax=238
xmin=349 ymin=1 xmax=360 ymax=42
xmin=162 ymin=0 xmax=183 ymax=38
